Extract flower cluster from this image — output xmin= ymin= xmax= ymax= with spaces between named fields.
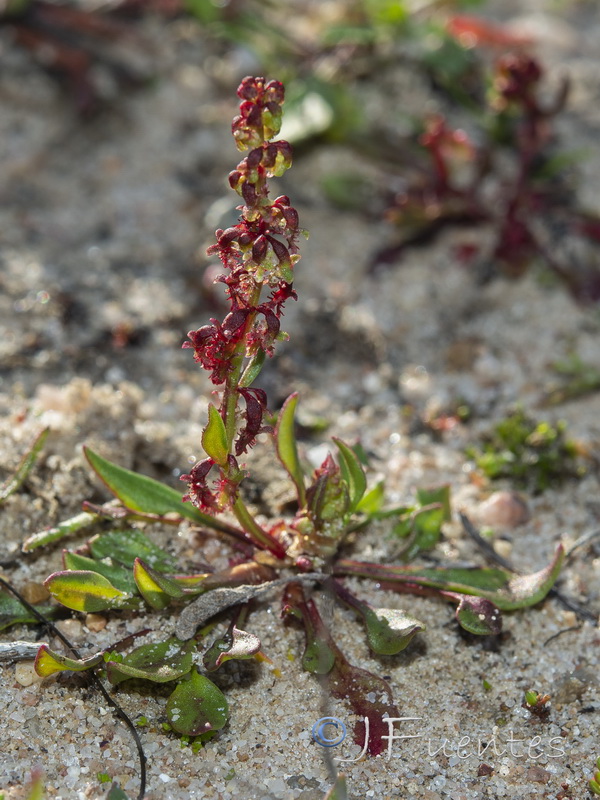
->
xmin=181 ymin=77 xmax=300 ymax=518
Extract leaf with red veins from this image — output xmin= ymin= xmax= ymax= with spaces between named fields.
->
xmin=282 ymin=582 xmax=399 ymax=757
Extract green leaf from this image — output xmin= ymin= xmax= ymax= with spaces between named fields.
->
xmin=106 ymin=638 xmax=194 ymax=686
xmin=275 ymin=393 xmax=306 ymax=506
xmin=415 ymin=485 xmax=451 ymax=521
xmin=89 ymin=529 xmax=178 ymax=572
xmin=203 ymin=624 xmax=261 ymax=671
xmin=332 ymin=438 xmax=367 ymax=513
xmin=84 ymin=447 xmax=217 ymax=527
xmin=22 ymin=510 xmax=100 ymax=552
xmin=336 ymin=545 xmax=564 ymax=611
xmin=363 ymin=607 xmax=425 ymax=655
xmin=303 ymin=637 xmax=336 ymax=675
xmin=0 ymin=593 xmax=59 ymax=632
xmin=202 ymin=405 xmax=229 ymax=468
xmin=356 ymin=480 xmax=385 ymax=515
xmin=239 ymin=349 xmax=266 ymax=388
xmin=166 ymin=668 xmax=229 ymax=735
xmin=45 ymin=570 xmax=137 ymax=612
xmin=34 ymin=644 xmax=104 ymax=678
xmin=63 ymin=551 xmax=137 ymax=595
xmin=0 ymin=427 xmax=49 ymax=505
xmin=133 ymin=558 xmax=186 ymax=609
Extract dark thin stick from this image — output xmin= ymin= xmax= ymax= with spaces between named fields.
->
xmin=543 ymin=625 xmax=582 ymax=646
xmin=459 ymin=511 xmax=598 ymax=624
xmin=0 ymin=575 xmax=147 ymax=800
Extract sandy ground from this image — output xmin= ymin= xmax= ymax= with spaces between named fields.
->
xmin=0 ymin=1 xmax=599 ymax=798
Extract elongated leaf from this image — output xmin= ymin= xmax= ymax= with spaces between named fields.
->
xmin=0 ymin=593 xmax=59 ymax=632
xmin=275 ymin=393 xmax=306 ymax=506
xmin=133 ymin=558 xmax=186 ymax=609
xmin=335 ymin=545 xmax=564 ymax=611
xmin=332 ymin=438 xmax=367 ymax=513
xmin=63 ymin=551 xmax=137 ymax=594
xmin=45 ymin=570 xmax=138 ymax=612
xmin=202 ymin=404 xmax=228 ymax=467
xmin=0 ymin=428 xmax=49 ymax=505
xmin=166 ymin=668 xmax=229 ymax=735
xmin=106 ymin=638 xmax=194 ymax=685
xmin=22 ymin=510 xmax=100 ymax=552
xmin=89 ymin=529 xmax=177 ymax=572
xmin=84 ymin=447 xmax=218 ymax=527
xmin=203 ymin=624 xmax=261 ymax=671
xmin=239 ymin=349 xmax=266 ymax=388
xmin=34 ymin=644 xmax=103 ymax=678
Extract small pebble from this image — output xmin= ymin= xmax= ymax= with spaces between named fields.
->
xmin=85 ymin=613 xmax=107 ymax=632
xmin=21 ymin=582 xmax=51 ymax=604
xmin=15 ymin=661 xmax=43 ymax=687
xmin=55 ymin=619 xmax=85 ymax=643
xmin=476 ymin=491 xmax=530 ymax=528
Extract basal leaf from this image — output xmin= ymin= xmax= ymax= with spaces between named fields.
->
xmin=332 ymin=579 xmax=424 ymax=655
xmin=203 ymin=624 xmax=261 ymax=671
xmin=332 ymin=438 xmax=367 ymax=513
xmin=450 ymin=594 xmax=502 ymax=635
xmin=89 ymin=529 xmax=178 ymax=572
xmin=34 ymin=644 xmax=103 ymax=678
xmin=166 ymin=668 xmax=229 ymax=735
xmin=0 ymin=592 xmax=59 ymax=632
xmin=363 ymin=607 xmax=425 ymax=655
xmin=275 ymin=393 xmax=306 ymax=506
xmin=335 ymin=545 xmax=564 ymax=611
xmin=63 ymin=551 xmax=137 ymax=594
xmin=45 ymin=570 xmax=138 ymax=612
xmin=106 ymin=638 xmax=194 ymax=685
xmin=202 ymin=404 xmax=228 ymax=468
xmin=133 ymin=558 xmax=187 ymax=609
xmin=84 ymin=447 xmax=218 ymax=527
xmin=22 ymin=510 xmax=100 ymax=552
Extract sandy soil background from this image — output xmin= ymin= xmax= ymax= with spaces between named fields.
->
xmin=1 ymin=1 xmax=599 ymax=798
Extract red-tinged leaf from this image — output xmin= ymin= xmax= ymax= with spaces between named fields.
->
xmin=203 ymin=623 xmax=261 ymax=671
xmin=282 ymin=582 xmax=399 ymax=756
xmin=442 ymin=592 xmax=502 ymax=635
xmin=166 ymin=668 xmax=228 ymax=735
xmin=63 ymin=550 xmax=137 ymax=595
xmin=335 ymin=545 xmax=564 ymax=611
xmin=44 ymin=570 xmax=138 ymax=612
xmin=34 ymin=644 xmax=103 ymax=678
